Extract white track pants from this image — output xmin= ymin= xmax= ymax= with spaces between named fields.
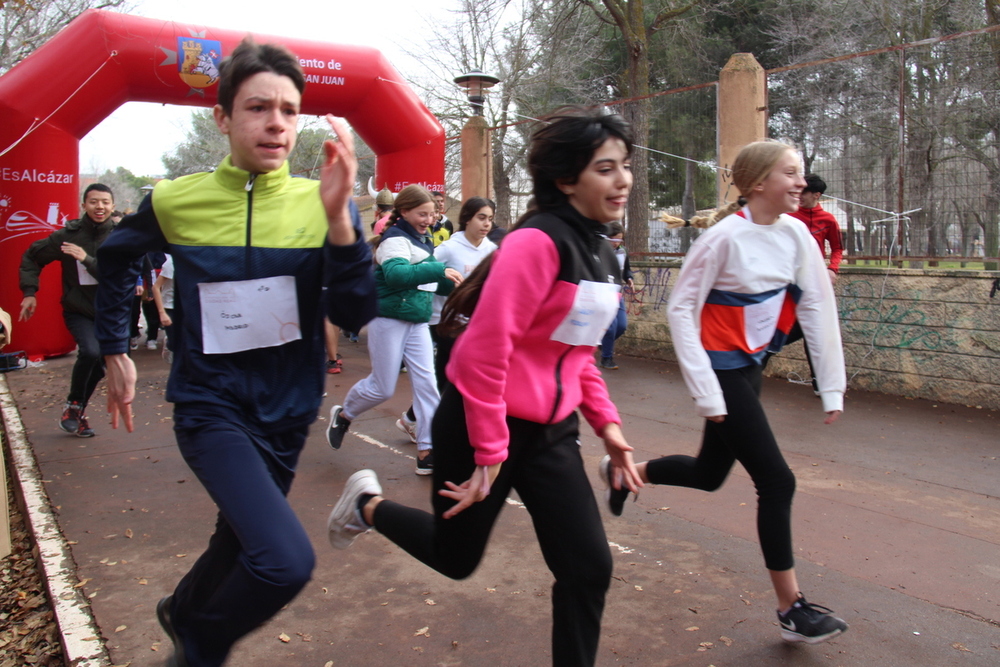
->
xmin=343 ymin=317 xmax=439 ymax=451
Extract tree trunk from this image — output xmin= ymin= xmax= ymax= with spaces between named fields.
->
xmin=621 ymin=0 xmax=650 ymax=252
xmin=624 ymin=96 xmax=650 ymax=252
xmin=492 ymin=142 xmax=512 ymax=230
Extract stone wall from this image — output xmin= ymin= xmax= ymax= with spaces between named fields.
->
xmin=617 ymin=262 xmax=1000 ymax=410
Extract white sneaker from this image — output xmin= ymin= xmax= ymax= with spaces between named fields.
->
xmin=146 ymin=339 xmax=157 ymax=350
xmin=328 ymin=469 xmax=382 ymax=549
xmin=395 ymin=412 xmax=417 ymax=443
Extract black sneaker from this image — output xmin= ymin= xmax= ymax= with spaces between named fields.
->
xmin=76 ymin=413 xmax=95 ymax=438
xmin=598 ymin=455 xmax=631 ymax=516
xmin=778 ymin=596 xmax=848 ymax=644
xmin=599 ymin=357 xmax=619 ymax=370
xmin=326 ymin=405 xmax=350 ymax=450
xmin=59 ymin=402 xmax=82 ymax=434
xmin=156 ymin=595 xmax=190 ymax=667
xmin=415 ymin=451 xmax=433 ymax=476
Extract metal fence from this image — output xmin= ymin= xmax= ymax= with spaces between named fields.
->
xmin=767 ymin=28 xmax=1000 ymax=265
xmin=482 ymin=26 xmax=1000 ymax=267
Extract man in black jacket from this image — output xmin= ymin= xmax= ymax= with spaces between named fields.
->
xmin=19 ymin=183 xmax=115 ymax=437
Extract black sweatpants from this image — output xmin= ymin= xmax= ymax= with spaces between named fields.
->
xmin=645 ymin=364 xmax=797 ymax=571
xmin=374 ymin=385 xmax=612 ymax=666
xmin=62 ymin=311 xmax=104 ymax=409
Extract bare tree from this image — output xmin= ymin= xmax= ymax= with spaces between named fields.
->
xmin=0 ymin=0 xmax=128 ymax=74
xmin=767 ymin=0 xmax=998 ymax=262
xmin=576 ymin=0 xmax=701 ymax=251
xmin=403 ymin=0 xmax=607 ymax=228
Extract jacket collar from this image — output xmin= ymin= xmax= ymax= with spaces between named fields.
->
xmin=383 ymin=217 xmax=435 ymax=253
xmin=797 ymin=203 xmax=824 ymax=216
xmin=451 ymin=231 xmax=480 ymax=250
xmin=550 ymin=202 xmax=608 ymax=251
xmin=66 ymin=215 xmax=109 ymax=232
xmin=212 ymin=155 xmax=290 ymax=196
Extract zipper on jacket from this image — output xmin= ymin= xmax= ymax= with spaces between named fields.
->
xmin=547 ymin=347 xmax=572 ymax=424
xmin=245 ymin=174 xmax=257 ymax=277
xmin=244 ymin=174 xmax=256 ymax=396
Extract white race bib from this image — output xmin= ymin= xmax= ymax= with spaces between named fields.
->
xmin=77 ymin=261 xmax=97 ymax=286
xmin=198 ymin=276 xmax=301 ymax=355
xmin=550 ymin=280 xmax=621 ymax=347
xmin=744 ymin=290 xmax=784 ymax=350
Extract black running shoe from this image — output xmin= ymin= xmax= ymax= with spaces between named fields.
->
xmin=326 ymin=405 xmax=350 ymax=450
xmin=415 ymin=451 xmax=433 ymax=476
xmin=156 ymin=595 xmax=190 ymax=667
xmin=59 ymin=402 xmax=82 ymax=434
xmin=598 ymin=455 xmax=631 ymax=516
xmin=75 ymin=413 xmax=95 ymax=438
xmin=778 ymin=595 xmax=848 ymax=644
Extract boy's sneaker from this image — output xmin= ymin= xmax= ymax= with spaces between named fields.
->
xmin=146 ymin=339 xmax=158 ymax=350
xmin=59 ymin=402 xmax=82 ymax=434
xmin=326 ymin=405 xmax=350 ymax=450
xmin=75 ymin=414 xmax=95 ymax=438
xmin=130 ymin=336 xmax=139 ymax=350
xmin=326 ymin=359 xmax=342 ymax=374
xmin=156 ymin=595 xmax=190 ymax=667
xmin=328 ymin=469 xmax=382 ymax=549
xmin=415 ymin=451 xmax=433 ymax=476
xmin=395 ymin=412 xmax=417 ymax=443
xmin=778 ymin=596 xmax=848 ymax=644
xmin=598 ymin=455 xmax=631 ymax=516
xmin=599 ymin=357 xmax=619 ymax=370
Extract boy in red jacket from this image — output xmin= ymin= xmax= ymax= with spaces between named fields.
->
xmin=790 ymin=174 xmax=843 ymax=283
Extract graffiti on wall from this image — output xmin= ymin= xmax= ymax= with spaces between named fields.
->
xmin=627 ymin=266 xmax=673 ymax=318
xmin=837 ymin=280 xmax=943 ymax=351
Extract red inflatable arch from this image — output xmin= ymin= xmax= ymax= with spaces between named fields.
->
xmin=0 ymin=9 xmax=444 ymax=359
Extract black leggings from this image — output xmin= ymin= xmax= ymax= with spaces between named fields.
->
xmin=645 ymin=364 xmax=797 ymax=571
xmin=374 ymin=385 xmax=612 ymax=667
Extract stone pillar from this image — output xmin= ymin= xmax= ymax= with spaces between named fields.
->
xmin=717 ymin=53 xmax=767 ymax=206
xmin=461 ymin=115 xmax=492 ymax=202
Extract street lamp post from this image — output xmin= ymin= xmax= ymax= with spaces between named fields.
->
xmin=453 ymin=69 xmax=499 ymax=203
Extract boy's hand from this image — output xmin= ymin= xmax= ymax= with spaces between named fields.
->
xmin=320 ymin=115 xmax=359 ymax=246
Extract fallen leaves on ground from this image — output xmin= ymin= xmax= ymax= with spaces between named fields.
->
xmin=0 ymin=488 xmax=65 ymax=666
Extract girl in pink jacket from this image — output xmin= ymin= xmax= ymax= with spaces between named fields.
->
xmin=327 ymin=107 xmax=643 ymax=666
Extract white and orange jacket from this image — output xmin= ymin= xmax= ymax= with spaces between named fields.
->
xmin=667 ymin=208 xmax=845 ymax=418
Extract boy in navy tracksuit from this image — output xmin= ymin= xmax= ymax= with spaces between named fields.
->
xmin=95 ymin=39 xmax=376 ymax=666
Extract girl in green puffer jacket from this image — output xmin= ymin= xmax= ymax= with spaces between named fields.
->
xmin=326 ymin=185 xmax=462 ymax=474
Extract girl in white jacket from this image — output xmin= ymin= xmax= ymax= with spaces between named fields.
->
xmin=601 ymin=140 xmax=849 ymax=645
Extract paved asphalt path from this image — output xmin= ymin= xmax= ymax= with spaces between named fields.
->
xmin=5 ymin=333 xmax=999 ymax=666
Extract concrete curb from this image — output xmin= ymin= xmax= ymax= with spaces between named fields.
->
xmin=0 ymin=374 xmax=111 ymax=666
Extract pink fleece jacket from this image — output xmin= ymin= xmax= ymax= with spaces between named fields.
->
xmin=447 ymin=225 xmax=621 ymax=467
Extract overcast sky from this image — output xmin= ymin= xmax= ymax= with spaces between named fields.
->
xmin=79 ymin=0 xmax=455 ymax=177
